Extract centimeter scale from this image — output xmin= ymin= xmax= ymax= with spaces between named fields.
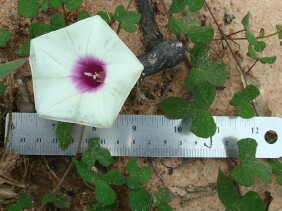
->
xmin=4 ymin=113 xmax=282 ymax=158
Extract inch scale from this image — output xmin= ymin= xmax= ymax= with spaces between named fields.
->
xmin=4 ymin=113 xmax=282 ymax=158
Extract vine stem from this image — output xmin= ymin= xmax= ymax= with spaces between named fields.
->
xmin=212 ymin=29 xmax=245 ymax=41
xmin=38 ymin=126 xmax=85 ymax=210
xmin=62 ymin=4 xmax=68 ymax=25
xmin=213 ymin=30 xmax=280 ymax=41
xmin=204 ymin=1 xmax=259 ymax=115
xmin=246 ymin=60 xmax=258 ymax=74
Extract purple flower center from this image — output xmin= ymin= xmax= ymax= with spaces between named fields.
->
xmin=71 ymin=56 xmax=106 ymax=93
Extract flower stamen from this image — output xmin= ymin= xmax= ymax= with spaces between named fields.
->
xmin=84 ymin=71 xmax=105 ymax=82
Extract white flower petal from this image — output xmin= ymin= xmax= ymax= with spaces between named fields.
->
xmin=30 ymin=31 xmax=78 ymax=77
xmin=38 ymin=95 xmax=81 ymax=123
xmin=76 ymin=92 xmax=111 ymax=127
xmin=33 ymin=78 xmax=79 ymax=114
xmin=104 ymin=64 xmax=143 ymax=95
xmin=30 ymin=15 xmax=144 ymax=128
xmin=86 ymin=16 xmax=139 ymax=65
xmin=64 ymin=17 xmax=96 ymax=56
xmin=39 ymin=91 xmax=112 ymax=128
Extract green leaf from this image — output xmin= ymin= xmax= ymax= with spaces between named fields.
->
xmin=168 ymin=16 xmax=214 ymax=43
xmin=169 ymin=0 xmax=205 ymax=13
xmin=0 ymin=58 xmax=28 ymax=78
xmin=0 ymin=81 xmax=4 ymax=97
xmin=56 ymin=122 xmax=74 ymax=150
xmin=190 ymin=109 xmax=216 ymax=138
xmin=114 ymin=5 xmax=141 ymax=32
xmin=158 ymin=97 xmax=193 ymax=119
xmin=237 ymin=84 xmax=259 ymax=101
xmin=258 ymin=56 xmax=277 ymax=64
xmin=231 ymin=138 xmax=272 ymax=186
xmin=29 ymin=22 xmax=52 ymax=39
xmin=279 ymin=31 xmax=282 ymax=39
xmin=190 ymin=82 xmax=216 ymax=110
xmin=17 ymin=41 xmax=30 ymax=57
xmin=158 ymin=97 xmax=216 ymax=138
xmin=258 ymin=28 xmax=265 ymax=38
xmin=200 ymin=62 xmax=228 ymax=87
xmin=50 ymin=13 xmax=65 ymax=30
xmin=269 ymin=160 xmax=282 ymax=185
xmin=129 ymin=188 xmax=151 ymax=211
xmin=190 ymin=44 xmax=211 ymax=67
xmin=186 ymin=0 xmax=205 ymax=12
xmin=247 ymin=44 xmax=276 ymax=64
xmin=81 ymin=137 xmax=114 ymax=168
xmin=96 ymin=147 xmax=114 ymax=167
xmin=157 ymin=204 xmax=173 ymax=211
xmin=49 ymin=0 xmax=63 ymax=8
xmin=88 ymin=200 xmax=118 ymax=211
xmin=17 ymin=192 xmax=32 ymax=208
xmin=168 ymin=15 xmax=186 ymax=34
xmin=126 ymin=160 xmax=153 ymax=189
xmin=230 ymin=84 xmax=260 ymax=119
xmin=81 ymin=149 xmax=97 ymax=168
xmin=169 ymin=0 xmax=189 ymax=13
xmin=241 ymin=12 xmax=250 ymax=28
xmin=63 ymin=0 xmax=83 ymax=10
xmin=39 ymin=0 xmax=49 ymax=12
xmin=276 ymin=24 xmax=282 ymax=31
xmin=97 ymin=11 xmax=114 ymax=24
xmin=0 ymin=28 xmax=11 ymax=47
xmin=74 ymin=159 xmax=117 ymax=205
xmin=95 ymin=180 xmax=116 ymax=205
xmin=18 ymin=0 xmax=38 ymax=18
xmin=88 ymin=137 xmax=100 ymax=150
xmin=184 ymin=63 xmax=228 ymax=90
xmin=6 ymin=192 xmax=32 ymax=211
xmin=103 ymin=170 xmax=126 ymax=186
xmin=74 ymin=160 xmax=101 ymax=184
xmin=78 ymin=10 xmax=90 ymax=21
xmin=188 ymin=26 xmax=214 ymax=44
xmin=217 ymin=169 xmax=265 ymax=211
xmin=245 ymin=29 xmax=258 ymax=46
xmin=254 ymin=41 xmax=266 ymax=53
xmin=41 ymin=193 xmax=70 ymax=208
xmin=236 ymin=101 xmax=256 ymax=119
xmin=242 ymin=13 xmax=259 ymax=46
xmin=247 ymin=44 xmax=258 ymax=59
xmin=183 ymin=68 xmax=205 ymax=91
xmin=7 ymin=203 xmax=21 ymax=211
xmin=243 ymin=13 xmax=276 ymax=64
xmin=152 ymin=188 xmax=172 ymax=207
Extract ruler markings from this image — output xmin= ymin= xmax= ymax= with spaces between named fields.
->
xmin=4 ymin=113 xmax=282 ymax=158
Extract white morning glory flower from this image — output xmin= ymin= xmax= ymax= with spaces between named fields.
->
xmin=29 ymin=16 xmax=143 ymax=128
